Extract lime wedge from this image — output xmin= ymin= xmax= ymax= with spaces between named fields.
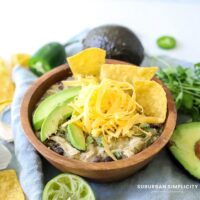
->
xmin=42 ymin=173 xmax=95 ymax=200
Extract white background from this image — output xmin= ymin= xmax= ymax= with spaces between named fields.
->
xmin=0 ymin=0 xmax=199 ymax=62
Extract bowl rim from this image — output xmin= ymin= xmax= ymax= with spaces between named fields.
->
xmin=21 ymin=59 xmax=177 ymax=171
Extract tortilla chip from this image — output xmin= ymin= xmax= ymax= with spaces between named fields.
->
xmin=11 ymin=53 xmax=31 ymax=68
xmin=0 ymin=101 xmax=12 ymax=112
xmin=67 ymin=48 xmax=106 ymax=76
xmin=0 ymin=77 xmax=14 ymax=99
xmin=0 ymin=60 xmax=15 ymax=110
xmin=134 ymin=80 xmax=167 ymax=123
xmin=0 ymin=58 xmax=8 ymax=73
xmin=100 ymin=64 xmax=158 ymax=84
xmin=0 ymin=170 xmax=25 ymax=200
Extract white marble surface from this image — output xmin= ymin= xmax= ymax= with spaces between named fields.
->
xmin=0 ymin=0 xmax=199 ymax=62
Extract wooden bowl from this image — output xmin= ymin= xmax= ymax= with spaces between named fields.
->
xmin=21 ymin=59 xmax=177 ymax=182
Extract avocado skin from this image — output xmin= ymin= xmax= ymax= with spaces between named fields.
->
xmin=82 ymin=25 xmax=144 ymax=65
xmin=169 ymin=122 xmax=200 ymax=179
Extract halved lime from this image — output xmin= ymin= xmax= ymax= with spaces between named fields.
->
xmin=42 ymin=173 xmax=95 ymax=200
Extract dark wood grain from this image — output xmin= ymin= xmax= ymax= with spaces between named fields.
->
xmin=20 ymin=59 xmax=177 ymax=182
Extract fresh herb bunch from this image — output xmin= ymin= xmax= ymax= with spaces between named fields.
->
xmin=156 ymin=62 xmax=200 ymax=121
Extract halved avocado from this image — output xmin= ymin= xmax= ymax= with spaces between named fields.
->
xmin=67 ymin=124 xmax=86 ymax=151
xmin=40 ymin=103 xmax=73 ymax=142
xmin=33 ymin=86 xmax=80 ymax=131
xmin=169 ymin=122 xmax=200 ymax=179
xmin=82 ymin=25 xmax=144 ymax=65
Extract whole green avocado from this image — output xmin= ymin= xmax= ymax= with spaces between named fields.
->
xmin=82 ymin=25 xmax=144 ymax=65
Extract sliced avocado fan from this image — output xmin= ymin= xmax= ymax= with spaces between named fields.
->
xmin=40 ymin=103 xmax=73 ymax=142
xmin=169 ymin=122 xmax=200 ymax=179
xmin=33 ymin=86 xmax=80 ymax=131
xmin=67 ymin=123 xmax=86 ymax=151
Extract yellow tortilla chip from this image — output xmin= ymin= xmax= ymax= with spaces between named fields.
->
xmin=67 ymin=48 xmax=106 ymax=76
xmin=0 ymin=59 xmax=15 ymax=109
xmin=134 ymin=80 xmax=167 ymax=123
xmin=0 ymin=58 xmax=8 ymax=73
xmin=11 ymin=53 xmax=31 ymax=68
xmin=0 ymin=170 xmax=25 ymax=200
xmin=1 ymin=77 xmax=14 ymax=99
xmin=0 ymin=101 xmax=12 ymax=112
xmin=100 ymin=64 xmax=158 ymax=84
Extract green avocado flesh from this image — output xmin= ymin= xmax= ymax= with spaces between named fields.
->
xmin=67 ymin=124 xmax=86 ymax=151
xmin=33 ymin=87 xmax=80 ymax=131
xmin=40 ymin=104 xmax=73 ymax=142
xmin=169 ymin=122 xmax=200 ymax=179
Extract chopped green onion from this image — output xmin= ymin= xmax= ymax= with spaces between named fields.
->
xmin=95 ymin=137 xmax=103 ymax=147
xmin=139 ymin=123 xmax=150 ymax=129
xmin=86 ymin=136 xmax=94 ymax=145
xmin=114 ymin=151 xmax=123 ymax=160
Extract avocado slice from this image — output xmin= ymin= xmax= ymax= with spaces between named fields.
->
xmin=169 ymin=122 xmax=200 ymax=179
xmin=40 ymin=103 xmax=73 ymax=142
xmin=33 ymin=86 xmax=80 ymax=131
xmin=67 ymin=124 xmax=86 ymax=151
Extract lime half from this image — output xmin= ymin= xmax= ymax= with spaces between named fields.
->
xmin=43 ymin=173 xmax=95 ymax=200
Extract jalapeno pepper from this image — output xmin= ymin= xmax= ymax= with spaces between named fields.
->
xmin=157 ymin=36 xmax=176 ymax=50
xmin=29 ymin=41 xmax=78 ymax=76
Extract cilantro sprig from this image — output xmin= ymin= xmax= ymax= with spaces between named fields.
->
xmin=156 ymin=62 xmax=200 ymax=121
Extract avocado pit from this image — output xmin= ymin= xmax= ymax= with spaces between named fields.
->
xmin=195 ymin=139 xmax=200 ymax=160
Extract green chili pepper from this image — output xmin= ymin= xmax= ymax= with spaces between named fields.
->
xmin=114 ymin=151 xmax=123 ymax=160
xmin=29 ymin=41 xmax=78 ymax=76
xmin=157 ymin=36 xmax=176 ymax=50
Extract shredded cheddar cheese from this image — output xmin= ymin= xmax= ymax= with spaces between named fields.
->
xmin=62 ymin=78 xmax=147 ymax=145
xmin=62 ymin=76 xmax=99 ymax=87
xmin=63 ymin=48 xmax=167 ymax=160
